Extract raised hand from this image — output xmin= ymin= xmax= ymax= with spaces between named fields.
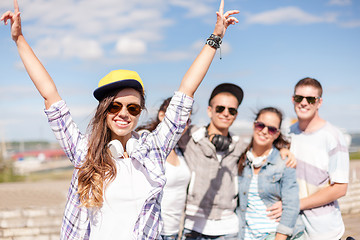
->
xmin=1 ymin=0 xmax=22 ymax=42
xmin=213 ymin=0 xmax=239 ymax=38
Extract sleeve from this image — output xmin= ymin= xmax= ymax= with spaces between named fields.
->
xmin=151 ymin=91 xmax=193 ymax=160
xmin=133 ymin=91 xmax=193 ymax=165
xmin=44 ymin=100 xmax=88 ymax=167
xmin=276 ymin=165 xmax=300 ymax=236
xmin=328 ymin=127 xmax=349 ymax=184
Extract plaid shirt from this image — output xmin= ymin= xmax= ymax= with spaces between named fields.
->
xmin=45 ymin=91 xmax=193 ymax=240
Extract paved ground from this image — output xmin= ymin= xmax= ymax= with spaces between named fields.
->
xmin=0 ymin=179 xmax=359 ymax=239
xmin=1 ymin=159 xmax=360 ymax=239
xmin=0 ymin=179 xmax=69 ymax=208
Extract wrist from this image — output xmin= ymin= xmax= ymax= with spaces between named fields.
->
xmin=206 ymin=33 xmax=222 ymax=49
xmin=14 ymin=34 xmax=24 ymax=45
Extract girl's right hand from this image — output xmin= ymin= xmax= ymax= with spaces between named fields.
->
xmin=1 ymin=0 xmax=23 ymax=42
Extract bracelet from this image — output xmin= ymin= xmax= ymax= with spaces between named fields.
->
xmin=206 ymin=34 xmax=222 ymax=49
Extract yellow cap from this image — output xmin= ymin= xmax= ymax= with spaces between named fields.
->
xmin=93 ymin=70 xmax=144 ymax=101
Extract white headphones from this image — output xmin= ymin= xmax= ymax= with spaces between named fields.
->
xmin=108 ymin=137 xmax=139 ymax=158
xmin=246 ymin=148 xmax=273 ymax=168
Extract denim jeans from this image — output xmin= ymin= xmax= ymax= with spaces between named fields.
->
xmin=263 ymin=232 xmax=304 ymax=240
xmin=162 ymin=234 xmax=179 ymax=240
xmin=182 ymin=228 xmax=238 ymax=240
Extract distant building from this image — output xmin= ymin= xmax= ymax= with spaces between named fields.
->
xmin=12 ymin=149 xmax=66 ymax=162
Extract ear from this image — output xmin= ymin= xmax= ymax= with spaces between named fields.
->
xmin=158 ymin=111 xmax=166 ymax=121
xmin=291 ymin=96 xmax=295 ymax=105
xmin=274 ymin=131 xmax=281 ymax=140
xmin=207 ymin=106 xmax=212 ymax=118
xmin=316 ymin=97 xmax=323 ymax=109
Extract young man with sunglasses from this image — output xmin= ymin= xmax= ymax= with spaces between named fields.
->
xmin=289 ymin=77 xmax=349 ymax=240
xmin=178 ymin=83 xmax=245 ymax=239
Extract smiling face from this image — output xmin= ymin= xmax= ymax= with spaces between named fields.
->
xmin=106 ymin=88 xmax=142 ymax=143
xmin=252 ymin=111 xmax=281 ymax=150
xmin=207 ymin=92 xmax=238 ymax=135
xmin=292 ymin=85 xmax=322 ymax=122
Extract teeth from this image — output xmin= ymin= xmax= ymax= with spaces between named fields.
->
xmin=115 ymin=120 xmax=128 ymax=125
xmin=258 ymin=135 xmax=267 ymax=140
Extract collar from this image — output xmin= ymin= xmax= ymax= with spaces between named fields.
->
xmin=246 ymin=147 xmax=279 ymax=166
xmin=263 ymin=147 xmax=280 ymax=165
xmin=191 ymin=126 xmax=239 ymax=144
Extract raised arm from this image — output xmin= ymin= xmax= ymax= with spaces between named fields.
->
xmin=1 ymin=0 xmax=61 ymax=109
xmin=178 ymin=0 xmax=239 ymax=97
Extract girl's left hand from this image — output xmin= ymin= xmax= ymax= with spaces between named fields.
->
xmin=213 ymin=0 xmax=239 ymax=38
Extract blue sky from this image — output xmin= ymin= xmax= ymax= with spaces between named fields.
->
xmin=0 ymin=0 xmax=359 ymax=141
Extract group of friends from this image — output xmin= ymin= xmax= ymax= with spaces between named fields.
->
xmin=1 ymin=0 xmax=349 ymax=239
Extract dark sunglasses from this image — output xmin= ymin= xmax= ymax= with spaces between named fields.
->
xmin=254 ymin=121 xmax=279 ymax=135
xmin=108 ymin=102 xmax=142 ymax=116
xmin=293 ymin=95 xmax=320 ymax=104
xmin=215 ymin=105 xmax=238 ymax=116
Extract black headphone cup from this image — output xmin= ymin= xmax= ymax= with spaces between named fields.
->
xmin=211 ymin=134 xmax=232 ymax=152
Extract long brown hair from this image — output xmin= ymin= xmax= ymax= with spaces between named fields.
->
xmin=77 ymin=87 xmax=145 ymax=208
xmin=136 ymin=97 xmax=172 ymax=132
xmin=238 ymin=107 xmax=290 ymax=175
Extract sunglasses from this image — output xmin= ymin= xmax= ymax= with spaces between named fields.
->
xmin=108 ymin=102 xmax=142 ymax=116
xmin=215 ymin=105 xmax=238 ymax=116
xmin=293 ymin=95 xmax=320 ymax=104
xmin=254 ymin=121 xmax=279 ymax=135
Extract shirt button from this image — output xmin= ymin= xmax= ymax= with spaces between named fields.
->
xmin=243 ymin=192 xmax=246 ymax=195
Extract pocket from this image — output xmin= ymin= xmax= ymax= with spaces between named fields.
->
xmin=265 ymin=172 xmax=282 ymax=195
xmin=267 ymin=172 xmax=282 ymax=183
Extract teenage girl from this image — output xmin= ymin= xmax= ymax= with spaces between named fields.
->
xmin=1 ymin=0 xmax=239 ymax=239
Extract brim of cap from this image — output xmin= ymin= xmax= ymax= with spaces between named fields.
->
xmin=209 ymin=83 xmax=244 ymax=106
xmin=93 ymin=79 xmax=143 ymax=101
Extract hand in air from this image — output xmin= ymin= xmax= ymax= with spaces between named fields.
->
xmin=1 ymin=0 xmax=23 ymax=42
xmin=213 ymin=0 xmax=239 ymax=38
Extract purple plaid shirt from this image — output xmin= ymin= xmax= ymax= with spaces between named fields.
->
xmin=45 ymin=91 xmax=193 ymax=240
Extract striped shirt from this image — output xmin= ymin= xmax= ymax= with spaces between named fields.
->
xmin=45 ymin=91 xmax=193 ymax=240
xmin=289 ymin=122 xmax=349 ymax=240
xmin=245 ymin=174 xmax=278 ymax=239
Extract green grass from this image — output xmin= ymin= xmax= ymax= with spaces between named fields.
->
xmin=350 ymin=151 xmax=360 ymax=160
xmin=0 ymin=157 xmax=73 ymax=183
xmin=0 ymin=161 xmax=25 ymax=183
xmin=24 ymin=169 xmax=73 ymax=182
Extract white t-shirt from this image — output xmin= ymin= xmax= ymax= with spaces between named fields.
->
xmin=245 ymin=174 xmax=278 ymax=239
xmin=289 ymin=122 xmax=349 ymax=240
xmin=89 ymin=140 xmax=153 ymax=240
xmin=161 ymin=148 xmax=191 ymax=235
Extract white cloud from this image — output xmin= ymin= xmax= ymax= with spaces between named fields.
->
xmin=339 ymin=20 xmax=360 ymax=28
xmin=34 ymin=38 xmax=61 ymax=59
xmin=34 ymin=36 xmax=103 ymax=60
xmin=62 ymin=36 xmax=103 ymax=59
xmin=245 ymin=7 xmax=337 ymax=25
xmin=156 ymin=50 xmax=194 ymax=62
xmin=169 ymin=0 xmax=213 ymax=18
xmin=328 ymin=0 xmax=352 ymax=6
xmin=0 ymin=85 xmax=35 ymax=99
xmin=115 ymin=38 xmax=147 ymax=55
xmin=1 ymin=0 xmax=176 ymax=62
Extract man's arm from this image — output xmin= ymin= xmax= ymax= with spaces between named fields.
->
xmin=300 ymin=182 xmax=347 ymax=210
